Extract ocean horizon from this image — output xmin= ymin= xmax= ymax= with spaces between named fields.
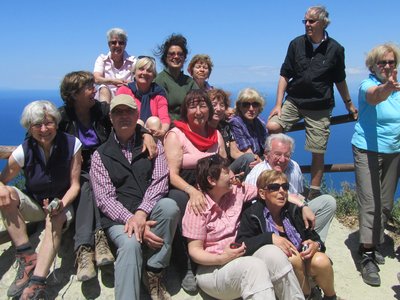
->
xmin=1 ymin=88 xmax=398 ymax=199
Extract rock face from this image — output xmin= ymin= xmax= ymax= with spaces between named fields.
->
xmin=0 ymin=218 xmax=399 ymax=300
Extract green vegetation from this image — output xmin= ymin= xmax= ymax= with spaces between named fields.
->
xmin=329 ymin=181 xmax=400 ymax=232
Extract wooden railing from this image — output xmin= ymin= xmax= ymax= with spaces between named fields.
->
xmin=287 ymin=113 xmax=356 ymax=173
xmin=0 ymin=114 xmax=357 ymax=173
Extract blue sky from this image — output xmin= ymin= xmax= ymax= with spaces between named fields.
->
xmin=1 ymin=0 xmax=399 ymax=95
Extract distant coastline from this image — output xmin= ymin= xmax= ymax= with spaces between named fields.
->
xmin=1 ymin=89 xmax=398 ymax=199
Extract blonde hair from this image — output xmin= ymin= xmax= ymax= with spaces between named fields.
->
xmin=235 ymin=88 xmax=265 ymax=114
xmin=256 ymin=170 xmax=288 ymax=190
xmin=133 ymin=57 xmax=157 ymax=76
xmin=365 ymin=43 xmax=400 ymax=73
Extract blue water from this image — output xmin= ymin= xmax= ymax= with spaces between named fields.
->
xmin=0 ymin=89 xmax=398 ymax=198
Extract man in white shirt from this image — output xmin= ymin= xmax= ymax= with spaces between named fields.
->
xmin=245 ymin=133 xmax=336 ymax=242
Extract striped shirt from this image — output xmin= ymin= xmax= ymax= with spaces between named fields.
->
xmin=182 ymin=185 xmax=258 ymax=254
xmin=90 ymin=134 xmax=169 ymax=224
xmin=245 ymin=159 xmax=304 ymax=194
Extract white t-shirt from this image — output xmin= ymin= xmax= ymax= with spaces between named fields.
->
xmin=12 ymin=137 xmax=82 ymax=167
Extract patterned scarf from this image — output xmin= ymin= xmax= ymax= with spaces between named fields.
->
xmin=263 ymin=205 xmax=302 ymax=250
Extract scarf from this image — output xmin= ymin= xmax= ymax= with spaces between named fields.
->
xmin=263 ymin=205 xmax=302 ymax=250
xmin=173 ymin=120 xmax=218 ymax=151
xmin=127 ymin=81 xmax=166 ymax=122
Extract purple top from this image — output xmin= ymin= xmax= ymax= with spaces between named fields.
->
xmin=263 ymin=206 xmax=302 ymax=250
xmin=77 ymin=122 xmax=99 ymax=149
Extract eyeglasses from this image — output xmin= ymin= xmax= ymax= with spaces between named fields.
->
xmin=271 ymin=152 xmax=291 ymax=160
xmin=31 ymin=121 xmax=56 ymax=130
xmin=167 ymin=51 xmax=184 ymax=58
xmin=302 ymin=19 xmax=317 ymax=24
xmin=109 ymin=40 xmax=126 ymax=46
xmin=241 ymin=102 xmax=261 ymax=109
xmin=264 ymin=183 xmax=290 ymax=192
xmin=376 ymin=60 xmax=396 ymax=67
xmin=138 ymin=55 xmax=156 ymax=63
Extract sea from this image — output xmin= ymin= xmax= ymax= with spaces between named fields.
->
xmin=1 ymin=89 xmax=398 ymax=199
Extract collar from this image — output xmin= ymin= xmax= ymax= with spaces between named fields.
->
xmin=103 ymin=51 xmax=135 ymax=63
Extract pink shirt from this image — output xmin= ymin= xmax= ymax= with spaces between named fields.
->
xmin=182 ymin=185 xmax=258 ymax=254
xmin=165 ymin=127 xmax=224 ymax=169
xmin=93 ymin=51 xmax=136 ymax=95
xmin=116 ymin=85 xmax=171 ymax=125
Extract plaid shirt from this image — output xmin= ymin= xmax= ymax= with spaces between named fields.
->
xmin=90 ymin=134 xmax=169 ymax=224
xmin=182 ymin=185 xmax=258 ymax=254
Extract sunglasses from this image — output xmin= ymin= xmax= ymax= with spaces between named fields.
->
xmin=302 ymin=19 xmax=317 ymax=24
xmin=167 ymin=51 xmax=184 ymax=58
xmin=109 ymin=40 xmax=126 ymax=46
xmin=376 ymin=60 xmax=396 ymax=67
xmin=264 ymin=183 xmax=290 ymax=192
xmin=241 ymin=101 xmax=261 ymax=109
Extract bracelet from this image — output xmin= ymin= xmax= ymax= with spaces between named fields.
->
xmin=344 ymin=99 xmax=352 ymax=103
xmin=299 ymin=202 xmax=308 ymax=209
xmin=183 ymin=185 xmax=192 ymax=194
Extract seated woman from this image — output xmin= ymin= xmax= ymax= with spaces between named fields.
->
xmin=154 ymin=34 xmax=198 ymax=120
xmin=208 ymin=88 xmax=256 ymax=177
xmin=182 ymin=154 xmax=304 ymax=300
xmin=164 ymin=89 xmax=226 ymax=292
xmin=59 ymin=71 xmax=114 ymax=281
xmin=187 ymin=54 xmax=213 ymax=90
xmin=229 ymin=88 xmax=268 ymax=165
xmin=93 ymin=28 xmax=135 ymax=103
xmin=237 ymin=170 xmax=337 ymax=300
xmin=117 ymin=56 xmax=171 ymax=138
xmin=0 ymin=101 xmax=81 ymax=299
xmin=59 ymin=71 xmax=157 ymax=282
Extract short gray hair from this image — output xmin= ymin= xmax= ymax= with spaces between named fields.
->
xmin=306 ymin=6 xmax=330 ymax=28
xmin=107 ymin=28 xmax=128 ymax=42
xmin=20 ymin=100 xmax=61 ymax=129
xmin=264 ymin=133 xmax=295 ymax=154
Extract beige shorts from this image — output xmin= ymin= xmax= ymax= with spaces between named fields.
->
xmin=12 ymin=187 xmax=74 ymax=230
xmin=269 ymin=100 xmax=332 ymax=153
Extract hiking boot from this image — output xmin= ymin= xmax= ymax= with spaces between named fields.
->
xmin=76 ymin=245 xmax=96 ymax=282
xmin=20 ymin=281 xmax=46 ymax=300
xmin=373 ymin=249 xmax=385 ymax=265
xmin=143 ymin=270 xmax=171 ymax=300
xmin=360 ymin=253 xmax=381 ymax=286
xmin=95 ymin=230 xmax=114 ymax=266
xmin=358 ymin=246 xmax=385 ymax=265
xmin=307 ymin=188 xmax=322 ymax=201
xmin=181 ymin=269 xmax=197 ymax=294
xmin=7 ymin=252 xmax=37 ymax=298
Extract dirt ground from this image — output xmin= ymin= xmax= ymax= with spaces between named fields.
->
xmin=0 ymin=218 xmax=399 ymax=300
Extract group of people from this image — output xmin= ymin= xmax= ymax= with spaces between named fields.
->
xmin=0 ymin=4 xmax=399 ymax=300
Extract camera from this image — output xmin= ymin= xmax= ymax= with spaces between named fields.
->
xmin=47 ymin=199 xmax=60 ymax=213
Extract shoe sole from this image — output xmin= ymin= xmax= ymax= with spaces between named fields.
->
xmin=96 ymin=259 xmax=115 ymax=267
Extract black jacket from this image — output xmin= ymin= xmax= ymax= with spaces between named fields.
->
xmin=58 ymin=101 xmax=112 ymax=172
xmin=281 ymin=33 xmax=346 ymax=110
xmin=236 ymin=199 xmax=325 ymax=256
